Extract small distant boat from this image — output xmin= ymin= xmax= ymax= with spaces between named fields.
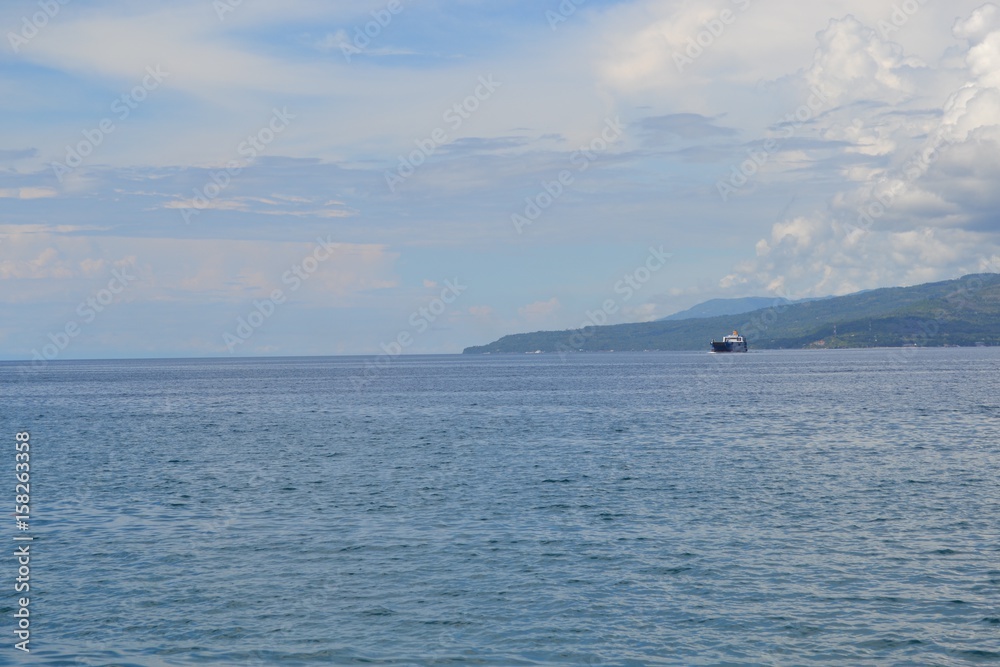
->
xmin=710 ymin=330 xmax=748 ymax=353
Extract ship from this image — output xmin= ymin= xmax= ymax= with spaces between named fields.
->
xmin=710 ymin=330 xmax=748 ymax=353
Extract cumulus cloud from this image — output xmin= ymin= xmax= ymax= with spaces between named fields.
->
xmin=723 ymin=3 xmax=1000 ymax=297
xmin=804 ymin=16 xmax=924 ymax=105
xmin=953 ymin=2 xmax=1000 ymax=45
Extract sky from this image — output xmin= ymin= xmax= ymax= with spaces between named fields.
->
xmin=1 ymin=0 xmax=999 ymax=359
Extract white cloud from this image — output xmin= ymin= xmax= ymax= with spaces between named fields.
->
xmin=162 ymin=195 xmax=354 ymax=219
xmin=621 ymin=302 xmax=659 ymax=322
xmin=723 ymin=3 xmax=1000 ymax=297
xmin=518 ymin=297 xmax=560 ymax=321
xmin=0 ymin=230 xmax=398 ymax=305
xmin=468 ymin=305 xmax=493 ymax=318
xmin=804 ymin=16 xmax=924 ymax=105
xmin=953 ymin=2 xmax=1000 ymax=45
xmin=0 ymin=187 xmax=57 ymax=199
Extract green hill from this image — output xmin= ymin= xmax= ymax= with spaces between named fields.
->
xmin=462 ymin=273 xmax=1000 ymax=354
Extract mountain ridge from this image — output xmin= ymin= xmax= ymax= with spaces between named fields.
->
xmin=660 ymin=296 xmax=793 ymax=321
xmin=463 ymin=273 xmax=1000 ymax=353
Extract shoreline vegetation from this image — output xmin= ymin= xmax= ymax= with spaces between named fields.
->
xmin=463 ymin=273 xmax=1000 ymax=354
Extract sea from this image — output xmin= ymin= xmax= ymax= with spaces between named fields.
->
xmin=1 ymin=348 xmax=999 ymax=666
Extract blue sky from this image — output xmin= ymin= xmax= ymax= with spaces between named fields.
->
xmin=2 ymin=0 xmax=999 ymax=359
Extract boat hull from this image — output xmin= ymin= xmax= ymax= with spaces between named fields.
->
xmin=710 ymin=339 xmax=748 ymax=353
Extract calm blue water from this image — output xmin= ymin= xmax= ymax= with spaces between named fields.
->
xmin=1 ymin=349 xmax=999 ymax=666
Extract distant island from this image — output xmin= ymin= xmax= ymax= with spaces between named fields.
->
xmin=463 ymin=273 xmax=1000 ymax=354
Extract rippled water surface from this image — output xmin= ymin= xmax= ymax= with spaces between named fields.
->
xmin=2 ymin=349 xmax=999 ymax=666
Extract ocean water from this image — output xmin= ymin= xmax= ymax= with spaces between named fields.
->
xmin=2 ymin=349 xmax=999 ymax=666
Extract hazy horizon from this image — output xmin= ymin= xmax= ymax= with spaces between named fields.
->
xmin=3 ymin=0 xmax=1000 ymax=360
